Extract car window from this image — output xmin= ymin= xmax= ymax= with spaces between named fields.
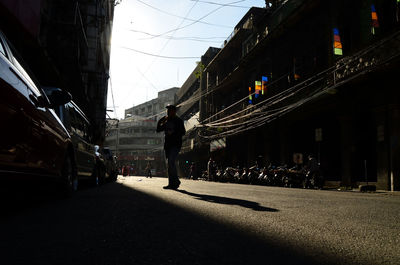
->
xmin=0 ymin=52 xmax=30 ymax=99
xmin=68 ymin=104 xmax=91 ymax=142
xmin=11 ymin=57 xmax=41 ymax=96
xmin=3 ymin=36 xmax=42 ymax=97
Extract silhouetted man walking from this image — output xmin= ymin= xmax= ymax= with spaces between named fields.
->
xmin=156 ymin=104 xmax=185 ymax=189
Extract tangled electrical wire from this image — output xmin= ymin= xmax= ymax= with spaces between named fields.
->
xmin=139 ymin=29 xmax=400 ymax=141
xmin=197 ymin=29 xmax=400 ymax=140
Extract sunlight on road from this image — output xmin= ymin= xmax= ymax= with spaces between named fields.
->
xmin=116 ymin=176 xmax=400 ymax=265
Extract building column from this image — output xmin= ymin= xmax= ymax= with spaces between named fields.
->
xmin=387 ymin=105 xmax=400 ymax=191
xmin=278 ymin=120 xmax=290 ymax=166
xmin=373 ymin=107 xmax=390 ymax=190
xmin=338 ymin=116 xmax=356 ymax=187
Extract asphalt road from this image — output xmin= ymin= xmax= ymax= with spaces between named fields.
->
xmin=0 ymin=176 xmax=399 ymax=265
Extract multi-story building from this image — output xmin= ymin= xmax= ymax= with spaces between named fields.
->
xmin=105 ymin=115 xmax=164 ymax=175
xmin=175 ymin=47 xmax=220 ymax=176
xmin=125 ymin=87 xmax=178 ymax=120
xmin=105 ymin=87 xmax=178 ymax=175
xmin=0 ymin=0 xmax=114 ymax=143
xmin=195 ymin=0 xmax=400 ymax=190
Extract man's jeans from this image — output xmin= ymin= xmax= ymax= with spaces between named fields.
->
xmin=165 ymin=146 xmax=180 ymax=186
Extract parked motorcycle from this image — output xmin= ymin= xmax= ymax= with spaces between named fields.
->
xmin=215 ymin=168 xmax=223 ymax=182
xmin=248 ymin=166 xmax=261 ymax=185
xmin=233 ymin=167 xmax=242 ymax=183
xmin=222 ymin=167 xmax=236 ymax=183
xmin=240 ymin=168 xmax=249 ymax=184
xmin=272 ymin=164 xmax=288 ymax=187
xmin=304 ymin=170 xmax=324 ymax=189
xmin=286 ymin=165 xmax=306 ymax=188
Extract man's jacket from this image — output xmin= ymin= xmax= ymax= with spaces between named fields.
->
xmin=156 ymin=116 xmax=186 ymax=150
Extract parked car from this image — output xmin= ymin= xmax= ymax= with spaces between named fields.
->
xmin=0 ymin=30 xmax=76 ymax=194
xmin=43 ymin=87 xmax=98 ymax=186
xmin=94 ymin=146 xmax=118 ymax=183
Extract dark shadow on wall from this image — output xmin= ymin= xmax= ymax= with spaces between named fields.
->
xmin=0 ymin=181 xmax=361 ymax=265
xmin=176 ymin=189 xmax=279 ymax=212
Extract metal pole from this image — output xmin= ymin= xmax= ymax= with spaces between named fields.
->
xmin=364 ymin=159 xmax=368 ymax=186
xmin=116 ymin=121 xmax=119 ymax=158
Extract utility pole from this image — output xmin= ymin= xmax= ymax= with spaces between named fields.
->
xmin=115 ymin=120 xmax=119 ymax=158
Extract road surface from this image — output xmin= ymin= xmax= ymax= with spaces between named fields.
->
xmin=0 ymin=176 xmax=399 ymax=265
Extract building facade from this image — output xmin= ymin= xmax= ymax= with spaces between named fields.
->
xmin=175 ymin=48 xmax=220 ymax=177
xmin=192 ymin=0 xmax=400 ymax=190
xmin=125 ymin=87 xmax=178 ymax=120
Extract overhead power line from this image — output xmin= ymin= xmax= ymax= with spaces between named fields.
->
xmin=189 ymin=0 xmax=250 ymax=8
xmin=119 ymin=1 xmax=200 ymax=108
xmin=108 ymin=73 xmax=118 ymax=118
xmin=141 ymin=0 xmax=248 ymax=40
xmin=120 ymin=46 xmax=200 ymax=59
xmin=135 ymin=0 xmax=232 ymax=28
xmin=197 ymin=30 xmax=400 ymax=140
xmin=128 ymin=29 xmax=225 ymax=43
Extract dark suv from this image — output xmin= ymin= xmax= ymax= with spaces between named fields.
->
xmin=94 ymin=145 xmax=118 ymax=183
xmin=0 ymin=30 xmax=76 ymax=193
xmin=44 ymin=87 xmax=99 ymax=186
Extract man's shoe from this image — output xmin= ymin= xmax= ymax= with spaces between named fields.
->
xmin=163 ymin=185 xmax=178 ymax=190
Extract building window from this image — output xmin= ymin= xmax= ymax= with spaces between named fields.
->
xmin=147 ymin=139 xmax=156 ymax=145
xmin=104 ymin=139 xmax=116 ymax=146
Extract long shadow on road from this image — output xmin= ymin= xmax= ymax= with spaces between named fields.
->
xmin=176 ymin=189 xmax=278 ymax=212
xmin=0 ymin=181 xmax=345 ymax=265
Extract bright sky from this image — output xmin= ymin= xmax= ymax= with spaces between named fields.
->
xmin=107 ymin=0 xmax=266 ymax=119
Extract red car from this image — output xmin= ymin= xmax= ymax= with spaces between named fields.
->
xmin=0 ymin=30 xmax=76 ymax=194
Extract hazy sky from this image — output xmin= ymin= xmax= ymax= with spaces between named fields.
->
xmin=107 ymin=0 xmax=266 ymax=119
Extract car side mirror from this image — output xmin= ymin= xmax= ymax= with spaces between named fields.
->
xmin=29 ymin=94 xmax=50 ymax=108
xmin=47 ymin=90 xmax=72 ymax=107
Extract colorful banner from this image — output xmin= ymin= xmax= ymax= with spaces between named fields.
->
xmin=255 ymin=81 xmax=261 ymax=98
xmin=262 ymin=76 xmax=268 ymax=95
xmin=333 ymin=28 xmax=343 ymax=56
xmin=371 ymin=5 xmax=379 ymax=35
xmin=248 ymin=86 xmax=252 ymax=104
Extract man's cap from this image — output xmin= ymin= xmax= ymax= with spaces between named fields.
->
xmin=165 ymin=104 xmax=177 ymax=110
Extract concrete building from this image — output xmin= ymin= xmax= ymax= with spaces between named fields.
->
xmin=105 ymin=87 xmax=178 ymax=175
xmin=125 ymin=87 xmax=178 ymax=120
xmin=175 ymin=48 xmax=220 ymax=177
xmin=105 ymin=116 xmax=164 ymax=176
xmin=192 ymin=0 xmax=400 ymax=190
xmin=0 ymin=0 xmax=114 ymax=143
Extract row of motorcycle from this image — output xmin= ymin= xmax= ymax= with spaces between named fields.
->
xmin=202 ymin=164 xmax=324 ymax=189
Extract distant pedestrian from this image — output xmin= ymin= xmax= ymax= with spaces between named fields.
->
xmin=145 ymin=161 xmax=152 ymax=178
xmin=190 ymin=162 xmax=197 ymax=180
xmin=156 ymin=104 xmax=186 ymax=189
xmin=207 ymin=157 xmax=215 ymax=181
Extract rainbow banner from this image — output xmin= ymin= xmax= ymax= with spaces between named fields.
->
xmin=262 ymin=76 xmax=268 ymax=95
xmin=249 ymin=86 xmax=252 ymax=104
xmin=333 ymin=28 xmax=343 ymax=56
xmin=371 ymin=5 xmax=379 ymax=35
xmin=255 ymin=81 xmax=261 ymax=98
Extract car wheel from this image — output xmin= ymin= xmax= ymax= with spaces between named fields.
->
xmin=110 ymin=171 xmax=118 ymax=182
xmin=61 ymin=155 xmax=78 ymax=196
